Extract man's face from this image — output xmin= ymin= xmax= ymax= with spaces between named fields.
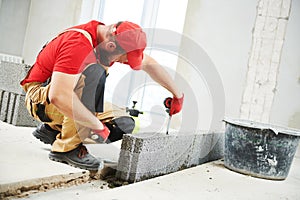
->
xmin=98 ymin=47 xmax=112 ymax=66
xmin=97 ymin=47 xmax=128 ymax=66
xmin=97 ymin=24 xmax=128 ymax=66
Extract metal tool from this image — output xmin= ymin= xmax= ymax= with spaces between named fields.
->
xmin=126 ymin=101 xmax=143 ymax=117
xmin=164 ymin=97 xmax=172 ymax=135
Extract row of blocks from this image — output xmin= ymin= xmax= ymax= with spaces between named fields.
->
xmin=0 ymin=61 xmax=39 ymax=126
xmin=0 ymin=90 xmax=38 ymax=127
xmin=116 ymin=131 xmax=224 ymax=182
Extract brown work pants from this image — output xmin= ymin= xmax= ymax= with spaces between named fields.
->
xmin=22 ymin=65 xmax=129 ymax=152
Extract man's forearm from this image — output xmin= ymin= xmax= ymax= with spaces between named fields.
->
xmin=52 ymin=92 xmax=103 ymax=130
xmin=49 ymin=71 xmax=103 ymax=130
xmin=142 ymin=54 xmax=182 ymax=98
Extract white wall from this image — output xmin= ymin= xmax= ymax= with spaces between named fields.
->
xmin=178 ymin=0 xmax=257 ymax=131
xmin=0 ymin=0 xmax=31 ymax=56
xmin=22 ymin=0 xmax=83 ymax=65
xmin=270 ymin=0 xmax=300 ymax=129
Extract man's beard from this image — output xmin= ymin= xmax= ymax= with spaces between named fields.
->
xmin=98 ymin=48 xmax=111 ymax=66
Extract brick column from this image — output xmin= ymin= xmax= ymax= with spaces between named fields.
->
xmin=240 ymin=0 xmax=292 ymax=122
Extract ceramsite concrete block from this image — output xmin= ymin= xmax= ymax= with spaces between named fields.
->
xmin=0 ymin=61 xmax=39 ymax=127
xmin=0 ymin=90 xmax=9 ymax=121
xmin=116 ymin=131 xmax=224 ymax=182
xmin=11 ymin=94 xmax=39 ymax=127
xmin=0 ymin=89 xmax=39 ymax=127
xmin=0 ymin=61 xmax=30 ymax=95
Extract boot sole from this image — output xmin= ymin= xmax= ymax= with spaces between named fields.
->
xmin=49 ymin=152 xmax=104 ymax=171
xmin=32 ymin=130 xmax=54 ymax=144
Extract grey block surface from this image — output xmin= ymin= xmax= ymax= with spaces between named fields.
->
xmin=0 ymin=61 xmax=39 ymax=127
xmin=0 ymin=61 xmax=31 ymax=94
xmin=116 ymin=131 xmax=224 ymax=182
xmin=0 ymin=89 xmax=39 ymax=127
xmin=0 ymin=91 xmax=10 ymax=121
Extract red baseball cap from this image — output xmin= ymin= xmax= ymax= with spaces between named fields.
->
xmin=113 ymin=21 xmax=147 ymax=70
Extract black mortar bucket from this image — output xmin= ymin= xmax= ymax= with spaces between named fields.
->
xmin=223 ymin=118 xmax=300 ymax=180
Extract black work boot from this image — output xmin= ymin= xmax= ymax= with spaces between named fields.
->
xmin=48 ymin=144 xmax=104 ymax=171
xmin=32 ymin=124 xmax=60 ymax=145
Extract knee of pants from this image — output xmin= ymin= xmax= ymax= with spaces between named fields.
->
xmin=80 ymin=63 xmax=107 ymax=113
xmin=105 ymin=116 xmax=135 ymax=143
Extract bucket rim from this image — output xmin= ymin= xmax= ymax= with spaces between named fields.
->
xmin=223 ymin=118 xmax=300 ymax=137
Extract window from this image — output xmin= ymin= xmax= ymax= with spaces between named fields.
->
xmin=79 ymin=0 xmax=188 ymax=131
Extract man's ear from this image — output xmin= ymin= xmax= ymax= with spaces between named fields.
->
xmin=105 ymin=41 xmax=117 ymax=52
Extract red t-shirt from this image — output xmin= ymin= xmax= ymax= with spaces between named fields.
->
xmin=21 ymin=20 xmax=103 ymax=85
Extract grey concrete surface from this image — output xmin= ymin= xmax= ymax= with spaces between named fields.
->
xmin=0 ymin=90 xmax=39 ymax=127
xmin=116 ymin=131 xmax=224 ymax=182
xmin=23 ymin=153 xmax=300 ymax=200
xmin=0 ymin=61 xmax=30 ymax=95
xmin=0 ymin=121 xmax=120 ymax=199
xmin=0 ymin=61 xmax=38 ymax=127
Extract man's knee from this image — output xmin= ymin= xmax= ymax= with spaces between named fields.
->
xmin=80 ymin=64 xmax=107 ymax=112
xmin=105 ymin=116 xmax=135 ymax=143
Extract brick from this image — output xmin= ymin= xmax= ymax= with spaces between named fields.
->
xmin=0 ymin=61 xmax=39 ymax=127
xmin=254 ymin=16 xmax=278 ymax=40
xmin=250 ymin=38 xmax=263 ymax=58
xmin=0 ymin=61 xmax=31 ymax=95
xmin=257 ymin=0 xmax=267 ymax=16
xmin=271 ymin=40 xmax=284 ymax=63
xmin=0 ymin=91 xmax=10 ymax=121
xmin=281 ymin=0 xmax=292 ymax=18
xmin=116 ymin=131 xmax=224 ymax=182
xmin=276 ymin=19 xmax=288 ymax=40
xmin=6 ymin=92 xmax=16 ymax=124
xmin=268 ymin=0 xmax=282 ymax=17
xmin=11 ymin=94 xmax=39 ymax=127
xmin=253 ymin=16 xmax=266 ymax=38
xmin=268 ymin=64 xmax=279 ymax=83
xmin=0 ymin=90 xmax=39 ymax=127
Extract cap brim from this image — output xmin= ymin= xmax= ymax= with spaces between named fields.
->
xmin=127 ymin=50 xmax=143 ymax=70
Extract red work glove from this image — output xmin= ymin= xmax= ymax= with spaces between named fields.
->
xmin=91 ymin=124 xmax=110 ymax=143
xmin=164 ymin=94 xmax=184 ymax=116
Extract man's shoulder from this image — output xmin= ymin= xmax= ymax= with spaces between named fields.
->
xmin=71 ymin=20 xmax=103 ymax=31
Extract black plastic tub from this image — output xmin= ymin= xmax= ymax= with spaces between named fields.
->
xmin=224 ymin=118 xmax=300 ymax=180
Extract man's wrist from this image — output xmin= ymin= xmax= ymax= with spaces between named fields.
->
xmin=173 ymin=92 xmax=183 ymax=99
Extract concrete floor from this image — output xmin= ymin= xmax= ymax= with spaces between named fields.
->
xmin=1 ymin=121 xmax=300 ymax=200
xmin=21 ymin=153 xmax=300 ymax=200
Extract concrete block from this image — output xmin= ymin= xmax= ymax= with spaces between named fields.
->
xmin=0 ymin=61 xmax=31 ymax=94
xmin=0 ymin=89 xmax=39 ymax=127
xmin=6 ymin=92 xmax=16 ymax=124
xmin=116 ymin=131 xmax=224 ymax=182
xmin=12 ymin=94 xmax=39 ymax=127
xmin=0 ymin=90 xmax=10 ymax=121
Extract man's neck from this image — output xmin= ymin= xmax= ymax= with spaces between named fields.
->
xmin=96 ymin=24 xmax=107 ymax=45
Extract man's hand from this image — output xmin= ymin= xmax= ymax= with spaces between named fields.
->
xmin=164 ymin=94 xmax=184 ymax=116
xmin=91 ymin=124 xmax=110 ymax=143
